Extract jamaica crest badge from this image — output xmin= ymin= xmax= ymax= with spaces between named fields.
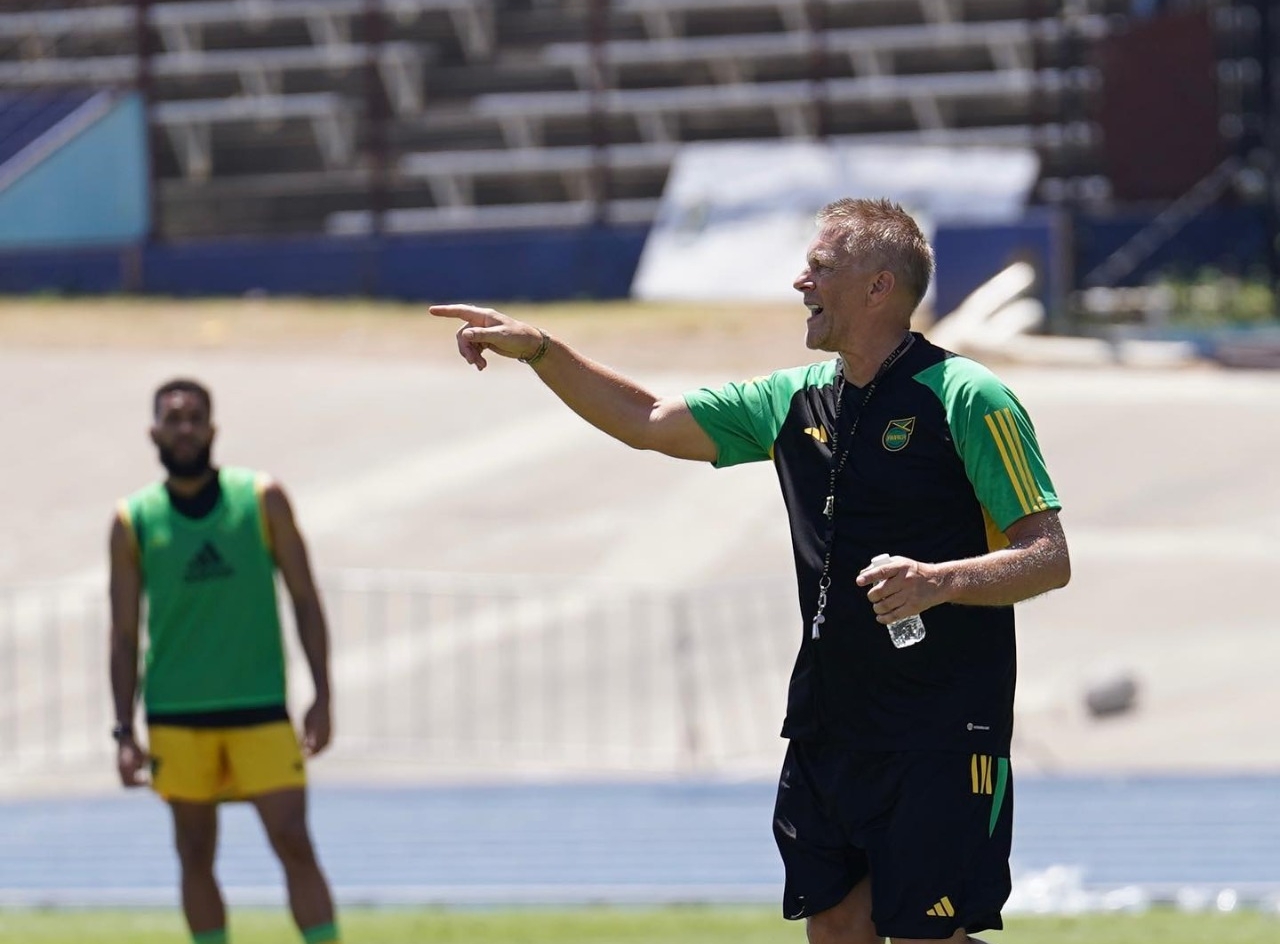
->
xmin=882 ymin=417 xmax=916 ymax=452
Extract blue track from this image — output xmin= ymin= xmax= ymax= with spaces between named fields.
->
xmin=2 ymin=774 xmax=1277 ymax=906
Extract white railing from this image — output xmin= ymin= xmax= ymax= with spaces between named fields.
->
xmin=0 ymin=569 xmax=800 ymax=779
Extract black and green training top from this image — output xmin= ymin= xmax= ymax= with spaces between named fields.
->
xmin=683 ymin=333 xmax=1060 ymax=755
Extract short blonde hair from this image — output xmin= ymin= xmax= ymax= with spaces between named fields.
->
xmin=816 ymin=198 xmax=935 ymax=307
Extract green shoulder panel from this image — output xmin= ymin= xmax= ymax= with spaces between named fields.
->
xmin=913 ymin=355 xmax=1061 ymax=531
xmin=683 ymin=360 xmax=839 ymax=468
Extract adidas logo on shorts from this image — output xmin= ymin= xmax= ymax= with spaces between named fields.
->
xmin=926 ymin=896 xmax=956 ymax=918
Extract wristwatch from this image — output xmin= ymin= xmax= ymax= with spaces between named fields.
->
xmin=111 ymin=722 xmax=133 ymax=743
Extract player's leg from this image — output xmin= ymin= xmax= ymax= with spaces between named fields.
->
xmin=805 ymin=876 xmax=882 ymax=944
xmin=150 ymin=726 xmax=228 ymax=943
xmin=169 ymin=800 xmax=226 ymax=943
xmin=227 ymin=721 xmax=337 ymax=943
xmin=773 ymin=741 xmax=882 ymax=944
xmin=864 ymin=752 xmax=1013 ymax=944
xmin=251 ymin=787 xmax=338 ymax=943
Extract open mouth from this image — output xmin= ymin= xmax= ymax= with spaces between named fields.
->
xmin=806 ymin=304 xmax=824 ymax=317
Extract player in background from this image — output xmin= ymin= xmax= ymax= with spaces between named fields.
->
xmin=109 ymin=378 xmax=341 ymax=944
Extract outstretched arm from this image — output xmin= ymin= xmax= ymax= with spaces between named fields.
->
xmin=857 ymin=510 xmax=1071 ymax=624
xmin=108 ymin=513 xmax=148 ymax=787
xmin=430 ymin=304 xmax=717 ymax=462
xmin=263 ymin=482 xmax=332 ymax=757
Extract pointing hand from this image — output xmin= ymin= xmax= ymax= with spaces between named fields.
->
xmin=429 ymin=304 xmax=546 ymax=371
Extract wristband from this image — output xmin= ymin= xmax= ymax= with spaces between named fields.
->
xmin=519 ymin=328 xmax=551 ymax=366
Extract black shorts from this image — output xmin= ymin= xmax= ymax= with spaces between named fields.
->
xmin=772 ymin=739 xmax=1013 ymax=939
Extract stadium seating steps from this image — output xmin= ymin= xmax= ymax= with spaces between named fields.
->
xmin=0 ymin=0 xmax=1130 ymax=238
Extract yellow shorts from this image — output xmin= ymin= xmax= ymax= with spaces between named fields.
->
xmin=147 ymin=720 xmax=306 ymax=803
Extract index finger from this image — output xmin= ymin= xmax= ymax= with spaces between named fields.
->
xmin=429 ymin=304 xmax=494 ymax=326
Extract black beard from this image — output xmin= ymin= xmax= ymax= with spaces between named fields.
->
xmin=158 ymin=443 xmax=212 ymax=479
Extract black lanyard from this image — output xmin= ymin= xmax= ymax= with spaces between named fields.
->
xmin=810 ymin=332 xmax=915 ymax=640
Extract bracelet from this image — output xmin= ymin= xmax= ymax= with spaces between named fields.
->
xmin=519 ymin=328 xmax=551 ymax=366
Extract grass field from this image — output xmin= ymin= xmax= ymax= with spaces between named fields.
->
xmin=0 ymin=907 xmax=1277 ymax=943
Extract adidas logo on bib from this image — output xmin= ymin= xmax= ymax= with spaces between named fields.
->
xmin=184 ymin=541 xmax=235 ymax=582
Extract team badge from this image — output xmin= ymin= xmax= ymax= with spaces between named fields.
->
xmin=882 ymin=417 xmax=916 ymax=451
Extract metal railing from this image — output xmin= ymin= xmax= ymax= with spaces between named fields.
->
xmin=0 ymin=570 xmax=801 ymax=779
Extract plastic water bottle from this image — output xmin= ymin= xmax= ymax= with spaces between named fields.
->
xmin=870 ymin=554 xmax=927 ymax=649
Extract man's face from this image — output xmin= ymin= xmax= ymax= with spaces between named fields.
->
xmin=151 ymin=391 xmax=214 ymax=478
xmin=793 ymin=228 xmax=874 ymax=352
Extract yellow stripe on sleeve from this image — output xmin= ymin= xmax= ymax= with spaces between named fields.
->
xmin=993 ymin=408 xmax=1040 ymax=509
xmin=983 ymin=413 xmax=1033 ymax=515
xmin=997 ymin=408 xmax=1048 ymax=511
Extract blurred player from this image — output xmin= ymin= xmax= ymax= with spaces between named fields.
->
xmin=108 ymin=378 xmax=340 ymax=944
xmin=432 ymin=198 xmax=1070 ymax=944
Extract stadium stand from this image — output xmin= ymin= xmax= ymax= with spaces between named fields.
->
xmin=539 ymin=19 xmax=1111 ymax=88
xmin=0 ymin=44 xmax=430 ymax=117
xmin=153 ymin=92 xmax=357 ymax=180
xmin=471 ymin=71 xmax=1050 ymax=147
xmin=0 ymin=0 xmax=1132 ymax=239
xmin=0 ymin=0 xmax=490 ymax=59
xmin=612 ymin=0 xmax=1066 ymax=40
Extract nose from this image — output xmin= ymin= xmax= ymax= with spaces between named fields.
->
xmin=794 ymin=269 xmax=812 ymax=292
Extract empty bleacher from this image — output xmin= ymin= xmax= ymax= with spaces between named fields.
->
xmin=540 ymin=18 xmax=1111 ymax=89
xmin=0 ymin=44 xmax=430 ymax=115
xmin=375 ymin=0 xmax=1116 ymax=232
xmin=0 ymin=0 xmax=1127 ymax=239
xmin=0 ymin=0 xmax=490 ymax=60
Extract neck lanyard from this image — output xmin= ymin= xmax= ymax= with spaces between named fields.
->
xmin=811 ymin=332 xmax=915 ymax=640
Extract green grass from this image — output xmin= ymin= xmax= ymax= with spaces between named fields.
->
xmin=0 ymin=906 xmax=1276 ymax=943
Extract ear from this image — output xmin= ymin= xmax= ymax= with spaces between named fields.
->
xmin=149 ymin=425 xmax=161 ymax=447
xmin=867 ymin=269 xmax=896 ymax=307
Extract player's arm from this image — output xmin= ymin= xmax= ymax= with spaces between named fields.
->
xmin=108 ymin=511 xmax=148 ymax=786
xmin=859 ymin=510 xmax=1070 ymax=625
xmin=937 ymin=509 xmax=1070 ymax=606
xmin=262 ymin=481 xmax=333 ymax=756
xmin=430 ymin=304 xmax=717 ymax=462
xmin=859 ymin=364 xmax=1070 ymax=624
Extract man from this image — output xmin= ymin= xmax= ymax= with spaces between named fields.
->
xmin=109 ymin=378 xmax=341 ymax=944
xmin=431 ymin=197 xmax=1070 ymax=944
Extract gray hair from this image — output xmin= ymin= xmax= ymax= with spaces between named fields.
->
xmin=815 ymin=198 xmax=936 ymax=307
